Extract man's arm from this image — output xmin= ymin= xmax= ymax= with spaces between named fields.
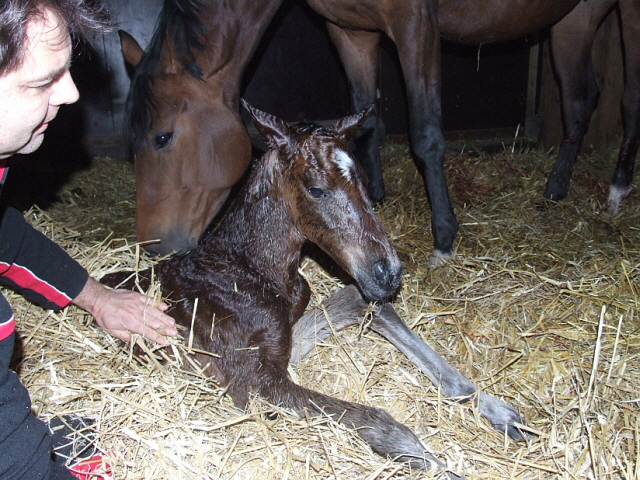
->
xmin=0 ymin=204 xmax=176 ymax=344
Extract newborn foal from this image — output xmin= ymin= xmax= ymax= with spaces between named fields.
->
xmin=104 ymin=102 xmax=524 ymax=478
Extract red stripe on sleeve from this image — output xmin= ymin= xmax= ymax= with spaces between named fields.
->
xmin=0 ymin=317 xmax=15 ymax=341
xmin=0 ymin=263 xmax=72 ymax=307
xmin=0 ymin=159 xmax=8 ymax=179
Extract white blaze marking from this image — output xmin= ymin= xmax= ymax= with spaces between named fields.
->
xmin=335 ymin=149 xmax=354 ymax=181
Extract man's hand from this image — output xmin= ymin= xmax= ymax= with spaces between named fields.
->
xmin=73 ymin=277 xmax=177 ymax=344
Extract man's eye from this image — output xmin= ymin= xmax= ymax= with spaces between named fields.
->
xmin=34 ymin=81 xmax=53 ymax=91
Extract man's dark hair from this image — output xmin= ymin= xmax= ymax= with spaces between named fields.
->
xmin=0 ymin=0 xmax=110 ymax=75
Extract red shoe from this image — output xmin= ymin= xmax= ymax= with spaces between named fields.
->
xmin=68 ymin=454 xmax=113 ymax=480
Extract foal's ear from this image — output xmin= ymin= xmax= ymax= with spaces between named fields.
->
xmin=329 ymin=104 xmax=374 ymax=140
xmin=119 ymin=30 xmax=144 ymax=68
xmin=241 ymin=99 xmax=293 ymax=153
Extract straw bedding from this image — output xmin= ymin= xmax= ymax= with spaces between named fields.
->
xmin=6 ymin=140 xmax=638 ymax=479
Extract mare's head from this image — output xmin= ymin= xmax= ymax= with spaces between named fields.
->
xmin=244 ymin=100 xmax=402 ymax=301
xmin=119 ymin=0 xmax=251 ymax=255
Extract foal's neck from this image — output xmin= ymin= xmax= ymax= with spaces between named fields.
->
xmin=205 ymin=155 xmax=306 ymax=280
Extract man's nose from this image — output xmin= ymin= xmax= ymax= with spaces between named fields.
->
xmin=50 ymin=70 xmax=79 ymax=106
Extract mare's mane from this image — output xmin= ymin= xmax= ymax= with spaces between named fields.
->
xmin=126 ymin=0 xmax=207 ymax=145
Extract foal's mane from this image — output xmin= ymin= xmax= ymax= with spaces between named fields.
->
xmin=295 ymin=122 xmax=333 ymax=137
xmin=126 ymin=0 xmax=206 ymax=145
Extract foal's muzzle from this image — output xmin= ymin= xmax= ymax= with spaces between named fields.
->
xmin=357 ymin=257 xmax=402 ymax=301
xmin=372 ymin=258 xmax=401 ymax=291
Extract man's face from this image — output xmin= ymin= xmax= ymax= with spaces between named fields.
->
xmin=0 ymin=8 xmax=79 ymax=159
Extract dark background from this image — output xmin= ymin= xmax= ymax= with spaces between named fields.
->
xmin=70 ymin=0 xmax=530 ymax=146
xmin=241 ymin=1 xmax=529 ymax=134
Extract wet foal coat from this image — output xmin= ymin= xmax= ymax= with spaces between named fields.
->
xmin=103 ymin=104 xmax=525 ymax=478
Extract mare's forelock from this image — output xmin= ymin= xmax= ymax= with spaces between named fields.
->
xmin=125 ymin=0 xmax=206 ymax=146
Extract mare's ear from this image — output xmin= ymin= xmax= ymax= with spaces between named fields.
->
xmin=329 ymin=104 xmax=374 ymax=141
xmin=241 ymin=99 xmax=293 ymax=153
xmin=119 ymin=30 xmax=144 ymax=68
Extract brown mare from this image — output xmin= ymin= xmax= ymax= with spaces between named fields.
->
xmin=103 ymin=103 xmax=526 ymax=477
xmin=120 ymin=0 xmax=639 ymax=259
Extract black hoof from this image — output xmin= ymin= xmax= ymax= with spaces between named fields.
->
xmin=542 ymin=185 xmax=568 ymax=203
xmin=370 ymin=193 xmax=386 ymax=205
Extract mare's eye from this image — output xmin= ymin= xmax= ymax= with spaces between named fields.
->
xmin=308 ymin=187 xmax=326 ymax=199
xmin=154 ymin=132 xmax=173 ymax=150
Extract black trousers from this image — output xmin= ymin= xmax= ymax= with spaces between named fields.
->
xmin=0 ymin=328 xmax=74 ymax=480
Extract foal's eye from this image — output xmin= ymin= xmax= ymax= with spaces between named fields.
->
xmin=154 ymin=132 xmax=173 ymax=150
xmin=307 ymin=187 xmax=326 ymax=199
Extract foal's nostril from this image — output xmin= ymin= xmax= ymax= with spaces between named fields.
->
xmin=372 ymin=259 xmax=397 ymax=289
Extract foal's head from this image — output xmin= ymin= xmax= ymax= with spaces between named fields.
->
xmin=244 ymin=101 xmax=402 ymax=300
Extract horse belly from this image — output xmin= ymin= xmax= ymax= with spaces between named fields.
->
xmin=305 ymin=0 xmax=395 ymax=31
xmin=438 ymin=0 xmax=580 ymax=44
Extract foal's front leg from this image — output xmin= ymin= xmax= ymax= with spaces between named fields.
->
xmin=290 ymin=284 xmax=368 ymax=364
xmin=292 ymin=285 xmax=466 ymax=479
xmin=292 ymin=285 xmax=527 ymax=440
xmin=371 ymin=303 xmax=527 ymax=441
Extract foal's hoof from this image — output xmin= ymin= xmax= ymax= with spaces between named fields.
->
xmin=443 ymin=470 xmax=468 ymax=480
xmin=397 ymin=453 xmax=467 ymax=480
xmin=489 ymin=414 xmax=532 ymax=442
xmin=478 ymin=392 xmax=531 ymax=441
xmin=503 ymin=423 xmax=532 ymax=442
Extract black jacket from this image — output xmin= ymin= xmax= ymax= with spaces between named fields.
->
xmin=0 ymin=160 xmax=87 ymax=480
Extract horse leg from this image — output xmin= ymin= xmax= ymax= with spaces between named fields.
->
xmin=386 ymin=7 xmax=458 ymax=264
xmin=325 ymin=24 xmax=386 ymax=203
xmin=370 ymin=303 xmax=527 ymax=441
xmin=290 ymin=284 xmax=367 ymax=364
xmin=234 ymin=293 xmax=465 ymax=477
xmin=544 ymin=0 xmax=616 ymax=201
xmin=261 ymin=374 xmax=464 ymax=476
xmin=292 ymin=285 xmax=526 ymax=440
xmin=604 ymin=0 xmax=640 ymax=214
